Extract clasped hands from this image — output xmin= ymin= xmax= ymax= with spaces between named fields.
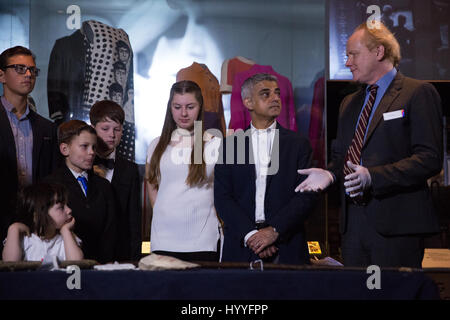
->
xmin=246 ymin=227 xmax=279 ymax=259
xmin=295 ymin=161 xmax=372 ymax=196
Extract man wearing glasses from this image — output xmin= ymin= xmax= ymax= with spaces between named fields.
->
xmin=0 ymin=46 xmax=60 ymax=250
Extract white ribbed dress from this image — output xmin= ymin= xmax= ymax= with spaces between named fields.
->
xmin=146 ymin=137 xmax=220 ymax=252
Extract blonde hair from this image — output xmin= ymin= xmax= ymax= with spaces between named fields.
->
xmin=355 ymin=22 xmax=401 ymax=67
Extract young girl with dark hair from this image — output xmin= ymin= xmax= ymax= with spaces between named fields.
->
xmin=2 ymin=182 xmax=83 ymax=262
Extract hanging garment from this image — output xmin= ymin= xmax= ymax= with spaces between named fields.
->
xmin=176 ymin=62 xmax=226 ymax=136
xmin=220 ymin=56 xmax=255 ymax=94
xmin=47 ymin=20 xmax=136 ymax=161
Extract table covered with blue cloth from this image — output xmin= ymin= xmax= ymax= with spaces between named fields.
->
xmin=0 ymin=264 xmax=441 ymax=300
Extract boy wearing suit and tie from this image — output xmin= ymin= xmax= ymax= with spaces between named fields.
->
xmin=45 ymin=120 xmax=117 ymax=263
xmin=89 ymin=100 xmax=141 ymax=261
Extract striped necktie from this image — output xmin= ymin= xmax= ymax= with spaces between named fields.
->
xmin=343 ymin=84 xmax=378 ymax=176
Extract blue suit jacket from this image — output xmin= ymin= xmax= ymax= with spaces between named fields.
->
xmin=214 ymin=123 xmax=317 ymax=264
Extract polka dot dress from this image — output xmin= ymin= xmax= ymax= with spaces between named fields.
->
xmin=82 ymin=20 xmax=135 ymax=162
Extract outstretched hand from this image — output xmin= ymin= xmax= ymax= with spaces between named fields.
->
xmin=295 ymin=168 xmax=334 ymax=193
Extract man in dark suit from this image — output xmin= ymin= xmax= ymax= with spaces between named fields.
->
xmin=90 ymin=100 xmax=141 ymax=261
xmin=45 ymin=120 xmax=117 ymax=263
xmin=214 ymin=73 xmax=317 ymax=264
xmin=297 ymin=22 xmax=443 ymax=268
xmin=0 ymin=46 xmax=59 ymax=249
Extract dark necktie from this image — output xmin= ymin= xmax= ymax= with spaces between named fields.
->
xmin=343 ymin=84 xmax=378 ymax=176
xmin=94 ymin=156 xmax=115 ymax=169
xmin=77 ymin=176 xmax=88 ymax=196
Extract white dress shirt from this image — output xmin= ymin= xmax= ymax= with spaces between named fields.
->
xmin=244 ymin=121 xmax=276 ymax=245
xmin=69 ymin=168 xmax=89 ymax=197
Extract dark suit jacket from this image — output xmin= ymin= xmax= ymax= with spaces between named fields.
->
xmin=328 ymin=72 xmax=442 ymax=236
xmin=214 ymin=123 xmax=317 ymax=264
xmin=110 ymin=155 xmax=141 ymax=261
xmin=47 ymin=29 xmax=87 ymax=123
xmin=0 ymin=101 xmax=60 ymax=246
xmin=44 ymin=165 xmax=117 ymax=263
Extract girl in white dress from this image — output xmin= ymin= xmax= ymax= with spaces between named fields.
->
xmin=2 ymin=182 xmax=83 ymax=262
xmin=145 ymin=80 xmax=221 ymax=262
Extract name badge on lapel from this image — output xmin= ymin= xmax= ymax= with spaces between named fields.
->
xmin=383 ymin=109 xmax=405 ymax=121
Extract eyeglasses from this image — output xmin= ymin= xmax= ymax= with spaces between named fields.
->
xmin=3 ymin=64 xmax=40 ymax=77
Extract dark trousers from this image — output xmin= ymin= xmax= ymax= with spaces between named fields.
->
xmin=342 ymin=203 xmax=425 ymax=268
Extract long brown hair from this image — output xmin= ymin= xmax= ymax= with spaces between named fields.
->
xmin=146 ymin=80 xmax=206 ymax=189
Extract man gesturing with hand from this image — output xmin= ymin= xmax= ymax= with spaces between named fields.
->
xmin=297 ymin=22 xmax=442 ymax=268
